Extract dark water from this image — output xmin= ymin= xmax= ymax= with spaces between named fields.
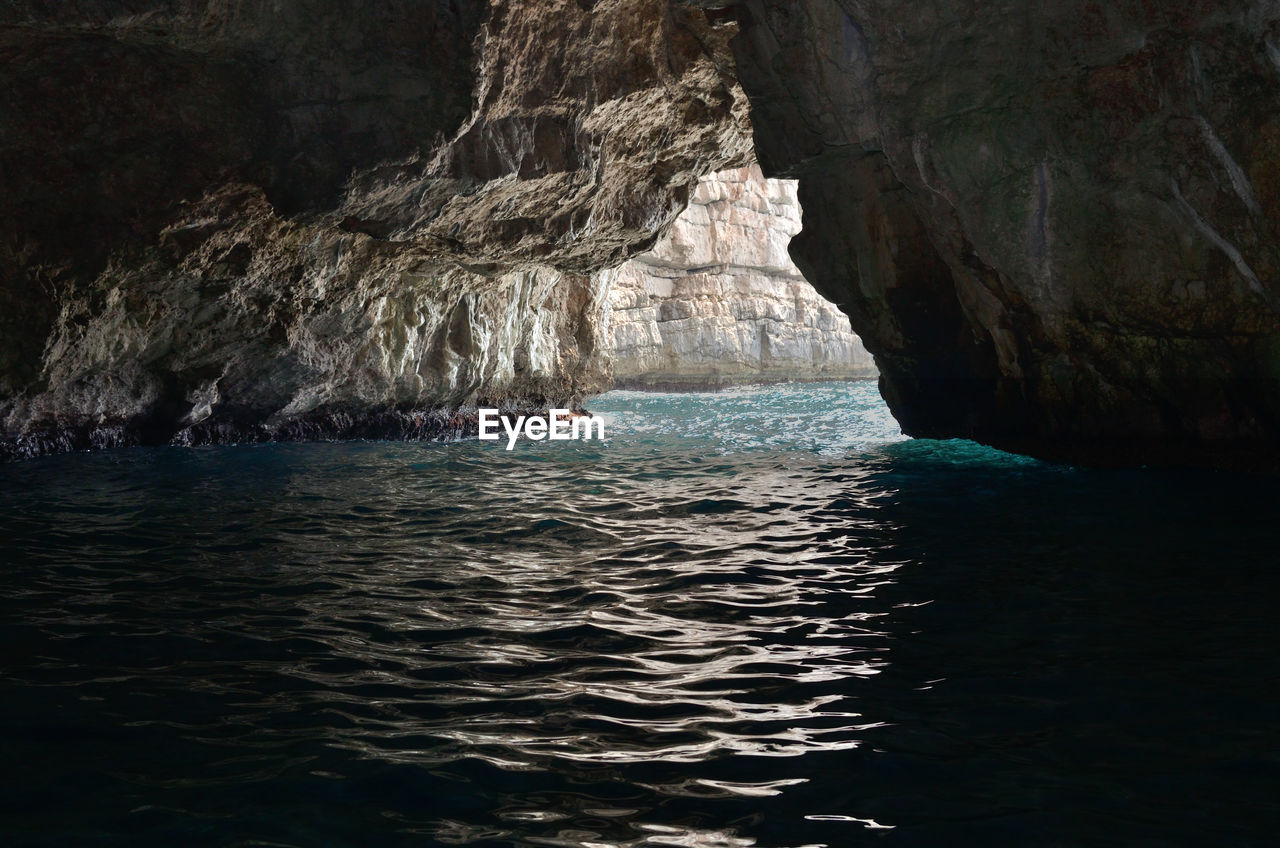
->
xmin=2 ymin=382 xmax=1279 ymax=847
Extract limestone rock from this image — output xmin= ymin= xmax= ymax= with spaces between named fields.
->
xmin=606 ymin=165 xmax=875 ymax=388
xmin=0 ymin=0 xmax=750 ymax=458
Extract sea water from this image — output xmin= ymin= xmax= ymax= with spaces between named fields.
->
xmin=2 ymin=381 xmax=1279 ymax=846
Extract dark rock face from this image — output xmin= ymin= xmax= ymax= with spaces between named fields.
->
xmin=731 ymin=0 xmax=1280 ymax=468
xmin=0 ymin=0 xmax=749 ymax=458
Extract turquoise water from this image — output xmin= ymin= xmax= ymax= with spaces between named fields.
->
xmin=2 ymin=381 xmax=1279 ymax=846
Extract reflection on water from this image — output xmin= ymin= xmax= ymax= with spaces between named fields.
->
xmin=2 ymin=382 xmax=1279 ymax=847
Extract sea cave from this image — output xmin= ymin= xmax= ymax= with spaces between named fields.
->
xmin=3 ymin=2 xmax=1280 ymax=846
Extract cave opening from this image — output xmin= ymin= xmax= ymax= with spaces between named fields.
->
xmin=591 ymin=160 xmax=900 ymax=452
xmin=4 ymin=3 xmax=1280 ymax=848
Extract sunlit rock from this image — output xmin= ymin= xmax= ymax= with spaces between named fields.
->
xmin=606 ymin=165 xmax=876 ymax=389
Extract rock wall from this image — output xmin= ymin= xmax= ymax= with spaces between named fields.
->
xmin=607 ymin=165 xmax=875 ymax=388
xmin=9 ymin=0 xmax=1280 ymax=469
xmin=0 ymin=0 xmax=751 ymax=459
xmin=729 ymin=0 xmax=1280 ymax=469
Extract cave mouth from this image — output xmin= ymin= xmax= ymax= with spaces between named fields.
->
xmin=585 ymin=162 xmax=904 ymax=455
xmin=0 ymin=0 xmax=894 ymax=464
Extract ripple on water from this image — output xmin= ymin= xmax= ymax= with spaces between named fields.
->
xmin=2 ymin=382 xmax=1280 ymax=847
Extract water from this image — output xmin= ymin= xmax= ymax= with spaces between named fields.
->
xmin=2 ymin=381 xmax=1279 ymax=847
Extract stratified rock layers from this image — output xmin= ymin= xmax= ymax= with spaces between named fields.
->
xmin=0 ymin=0 xmax=751 ymax=458
xmin=607 ymin=166 xmax=875 ymax=388
xmin=732 ymin=0 xmax=1280 ymax=468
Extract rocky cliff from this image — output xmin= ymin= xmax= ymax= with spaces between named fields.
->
xmin=0 ymin=0 xmax=750 ymax=458
xmin=729 ymin=0 xmax=1280 ymax=468
xmin=607 ymin=165 xmax=875 ymax=388
xmin=7 ymin=1 xmax=1280 ymax=468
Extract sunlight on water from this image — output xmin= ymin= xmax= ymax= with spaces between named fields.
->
xmin=593 ymin=381 xmax=905 ymax=456
xmin=2 ymin=382 xmax=1279 ymax=847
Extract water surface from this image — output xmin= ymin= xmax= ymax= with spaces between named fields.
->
xmin=2 ymin=382 xmax=1279 ymax=847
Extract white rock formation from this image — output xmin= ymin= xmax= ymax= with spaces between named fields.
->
xmin=606 ymin=165 xmax=876 ymax=389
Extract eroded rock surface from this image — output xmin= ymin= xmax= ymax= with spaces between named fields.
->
xmin=607 ymin=165 xmax=875 ymax=388
xmin=10 ymin=0 xmax=1280 ymax=468
xmin=0 ymin=0 xmax=750 ymax=458
xmin=731 ymin=0 xmax=1280 ymax=468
